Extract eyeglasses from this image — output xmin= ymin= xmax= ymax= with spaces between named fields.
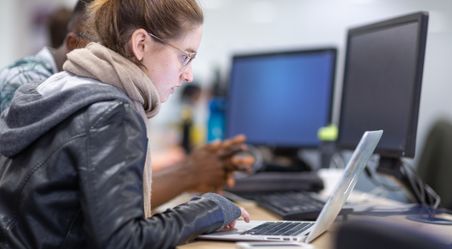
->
xmin=148 ymin=32 xmax=197 ymax=67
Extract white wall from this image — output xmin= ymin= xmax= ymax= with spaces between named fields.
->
xmin=1 ymin=0 xmax=451 ymax=162
xmin=0 ymin=0 xmax=76 ymax=65
xmin=0 ymin=0 xmax=21 ymax=67
xmin=193 ymin=0 xmax=452 ymax=162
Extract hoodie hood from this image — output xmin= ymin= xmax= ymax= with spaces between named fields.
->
xmin=0 ymin=72 xmax=131 ymax=157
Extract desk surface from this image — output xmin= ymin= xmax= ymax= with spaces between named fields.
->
xmin=176 ymin=194 xmax=452 ymax=249
xmin=169 ymin=169 xmax=452 ymax=249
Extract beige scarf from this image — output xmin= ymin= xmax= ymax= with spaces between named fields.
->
xmin=63 ymin=42 xmax=160 ymax=218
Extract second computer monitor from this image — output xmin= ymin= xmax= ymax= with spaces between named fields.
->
xmin=226 ymin=48 xmax=337 ymax=148
xmin=337 ymin=12 xmax=428 ymax=158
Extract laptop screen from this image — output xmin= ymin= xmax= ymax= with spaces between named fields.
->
xmin=306 ymin=130 xmax=382 ymax=242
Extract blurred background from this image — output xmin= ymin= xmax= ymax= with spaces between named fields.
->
xmin=1 ymin=0 xmax=451 ymax=166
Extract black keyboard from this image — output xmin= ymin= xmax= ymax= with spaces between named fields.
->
xmin=240 ymin=191 xmax=326 ymax=221
xmin=242 ymin=221 xmax=313 ymax=236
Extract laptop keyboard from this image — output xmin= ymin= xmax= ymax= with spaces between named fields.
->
xmin=240 ymin=191 xmax=325 ymax=221
xmin=242 ymin=221 xmax=313 ymax=236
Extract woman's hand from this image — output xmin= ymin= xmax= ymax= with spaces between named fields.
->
xmin=221 ymin=207 xmax=251 ymax=231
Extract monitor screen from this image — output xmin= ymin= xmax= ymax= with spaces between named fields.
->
xmin=337 ymin=12 xmax=429 ymax=158
xmin=226 ymin=48 xmax=336 ymax=148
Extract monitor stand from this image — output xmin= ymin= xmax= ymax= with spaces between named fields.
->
xmin=377 ymin=156 xmax=434 ymax=205
xmin=261 ymin=148 xmax=313 ymax=172
xmin=376 ymin=156 xmax=452 ymax=225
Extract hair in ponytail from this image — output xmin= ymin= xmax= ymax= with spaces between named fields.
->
xmin=88 ymin=0 xmax=203 ymax=63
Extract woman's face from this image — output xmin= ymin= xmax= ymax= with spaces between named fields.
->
xmin=142 ymin=25 xmax=203 ymax=103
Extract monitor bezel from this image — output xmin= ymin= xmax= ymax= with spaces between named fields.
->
xmin=337 ymin=12 xmax=429 ymax=158
xmin=226 ymin=47 xmax=337 ymax=149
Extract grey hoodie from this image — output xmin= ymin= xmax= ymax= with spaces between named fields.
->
xmin=0 ymin=72 xmax=130 ymax=157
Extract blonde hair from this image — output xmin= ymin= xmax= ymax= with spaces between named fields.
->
xmin=89 ymin=0 xmax=203 ymax=63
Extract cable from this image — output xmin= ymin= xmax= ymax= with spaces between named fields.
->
xmin=330 ymin=152 xmax=347 ymax=169
xmin=397 ymin=160 xmax=452 ymax=225
xmin=361 ymin=155 xmax=402 ymax=193
xmin=337 ymin=152 xmax=450 ymax=224
xmin=364 ymin=165 xmax=401 ymax=192
xmin=400 ymin=160 xmax=440 ymax=209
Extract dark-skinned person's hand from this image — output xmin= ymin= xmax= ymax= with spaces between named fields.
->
xmin=215 ymin=134 xmax=256 ymax=188
xmin=187 ymin=134 xmax=256 ymax=193
xmin=185 ymin=140 xmax=227 ymax=193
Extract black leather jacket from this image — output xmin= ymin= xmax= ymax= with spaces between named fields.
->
xmin=0 ymin=79 xmax=230 ymax=249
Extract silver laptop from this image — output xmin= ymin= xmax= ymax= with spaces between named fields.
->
xmin=198 ymin=130 xmax=383 ymax=243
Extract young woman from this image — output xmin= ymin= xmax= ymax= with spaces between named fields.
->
xmin=0 ymin=0 xmax=249 ymax=248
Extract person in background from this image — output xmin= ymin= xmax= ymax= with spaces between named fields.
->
xmin=47 ymin=7 xmax=72 ymax=49
xmin=0 ymin=1 xmax=92 ymax=113
xmin=179 ymin=83 xmax=203 ymax=153
xmin=0 ymin=0 xmax=250 ymax=248
xmin=0 ymin=0 xmax=254 ymax=208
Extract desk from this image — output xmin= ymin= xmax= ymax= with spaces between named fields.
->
xmin=174 ymin=193 xmax=452 ymax=249
xmin=170 ymin=169 xmax=452 ymax=249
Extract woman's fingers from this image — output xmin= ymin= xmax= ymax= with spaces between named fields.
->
xmin=220 ymin=206 xmax=250 ymax=231
xmin=240 ymin=207 xmax=250 ymax=223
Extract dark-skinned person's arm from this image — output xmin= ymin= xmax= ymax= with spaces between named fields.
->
xmin=151 ymin=140 xmax=225 ymax=207
xmin=151 ymin=135 xmax=255 ymax=207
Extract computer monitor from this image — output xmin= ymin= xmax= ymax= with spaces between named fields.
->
xmin=226 ymin=48 xmax=337 ymax=152
xmin=337 ymin=12 xmax=429 ymax=200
